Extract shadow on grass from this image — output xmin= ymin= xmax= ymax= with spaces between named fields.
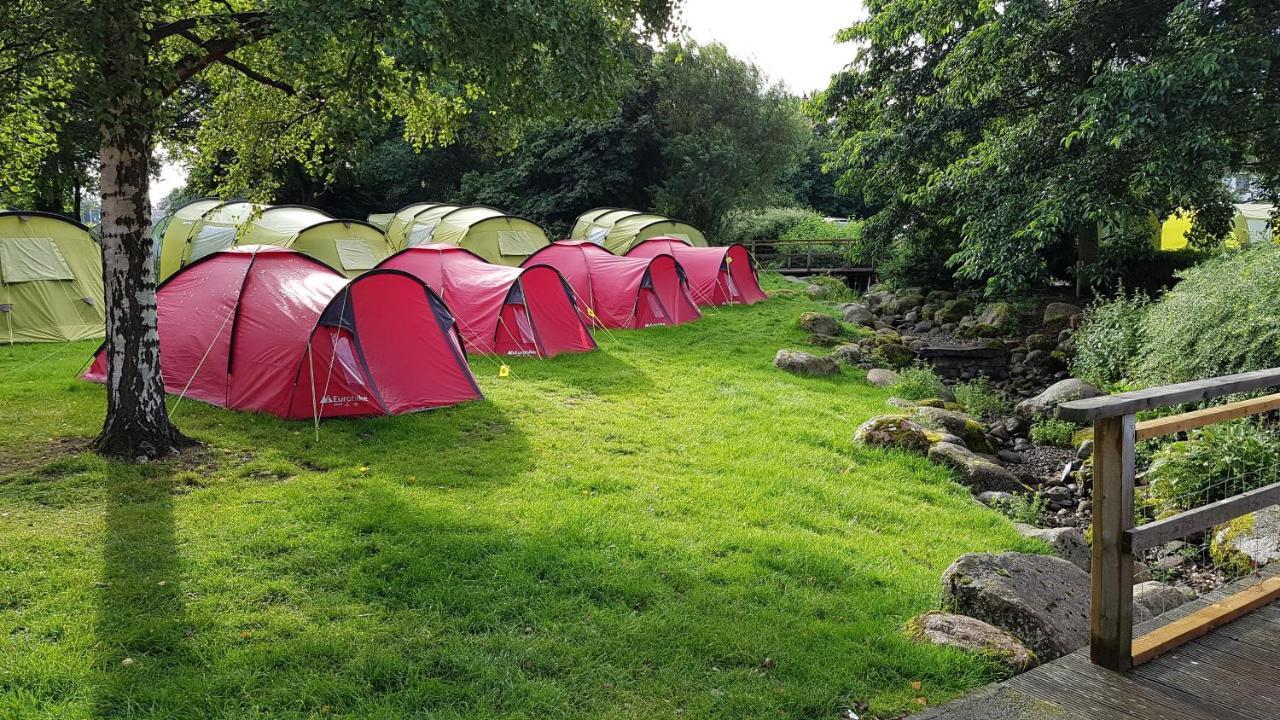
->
xmin=93 ymin=465 xmax=190 ymax=718
xmin=501 ymin=346 xmax=655 ymax=397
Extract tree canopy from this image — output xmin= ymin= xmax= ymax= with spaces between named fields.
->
xmin=1 ymin=0 xmax=678 ymax=458
xmin=824 ymin=0 xmax=1280 ymax=293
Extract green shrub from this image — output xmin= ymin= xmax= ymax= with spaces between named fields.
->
xmin=1071 ymin=291 xmax=1149 ymax=387
xmin=1004 ymin=493 xmax=1048 ymax=526
xmin=780 ymin=215 xmax=861 ymax=242
xmin=1136 ymin=244 xmax=1280 ymax=385
xmin=804 ymin=275 xmax=857 ymax=303
xmin=1142 ymin=419 xmax=1280 ymax=517
xmin=1029 ymin=417 xmax=1076 ymax=448
xmin=889 ymin=366 xmax=946 ymax=401
xmin=952 ymin=377 xmax=1009 ymax=419
xmin=718 ymin=207 xmax=820 ymax=242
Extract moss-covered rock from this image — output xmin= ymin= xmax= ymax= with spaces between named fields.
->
xmin=830 ymin=343 xmax=863 ymax=365
xmin=798 ymin=312 xmax=840 ymax=336
xmin=1212 ymin=508 xmax=1280 ymax=574
xmin=774 ymin=349 xmax=840 ymax=377
xmin=875 ymin=342 xmax=915 ymax=368
xmin=911 ymin=406 xmax=994 ymax=454
xmin=959 ymin=322 xmax=1000 ymax=339
xmin=934 ymin=298 xmax=974 ymax=324
xmin=978 ymin=301 xmax=1014 ymax=331
xmin=1026 ymin=333 xmax=1057 ymax=352
xmin=853 ymin=415 xmax=932 ymax=454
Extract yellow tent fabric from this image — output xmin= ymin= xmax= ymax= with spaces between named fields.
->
xmin=156 ymin=198 xmax=223 ymax=280
xmin=395 ymin=204 xmax=460 ymax=248
xmin=428 ymin=206 xmax=550 ymax=266
xmin=157 ymin=200 xmax=265 ymax=280
xmin=570 ymin=207 xmax=623 ymax=239
xmin=1159 ymin=204 xmax=1276 ymax=250
xmin=384 ymin=202 xmax=451 ymax=248
xmin=240 ymin=206 xmax=396 ymax=276
xmin=366 ymin=212 xmax=394 ymax=231
xmin=0 ymin=211 xmax=105 ymax=343
xmin=569 ymin=208 xmax=708 ymax=253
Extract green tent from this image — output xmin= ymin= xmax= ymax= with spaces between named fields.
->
xmin=384 ymin=202 xmax=453 ymax=248
xmin=157 ymin=199 xmax=266 ymax=280
xmin=0 ymin=211 xmax=105 ymax=343
xmin=392 ymin=203 xmax=461 ymax=248
xmin=366 ymin=212 xmax=394 ymax=231
xmin=569 ymin=208 xmax=707 ymax=253
xmin=156 ymin=197 xmax=223 ymax=280
xmin=240 ymin=206 xmax=396 ymax=276
xmin=570 ymin=207 xmax=625 ymax=239
xmin=428 ymin=206 xmax=550 ymax=265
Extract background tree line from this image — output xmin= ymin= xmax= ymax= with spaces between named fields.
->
xmin=161 ymin=40 xmax=861 ymax=238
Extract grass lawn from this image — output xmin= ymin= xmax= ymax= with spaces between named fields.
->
xmin=0 ymin=279 xmax=1035 ymax=719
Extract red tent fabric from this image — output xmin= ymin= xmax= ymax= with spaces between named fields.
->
xmin=521 ymin=241 xmax=701 ymax=329
xmin=625 ymin=237 xmax=768 ymax=306
xmin=376 ymin=244 xmax=596 ymax=357
xmin=84 ymin=246 xmax=480 ymax=419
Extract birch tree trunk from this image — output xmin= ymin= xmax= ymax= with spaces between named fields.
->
xmin=91 ymin=0 xmax=192 ymax=459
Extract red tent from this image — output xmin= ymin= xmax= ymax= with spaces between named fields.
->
xmin=625 ymin=237 xmax=767 ymax=306
xmin=84 ymin=246 xmax=480 ymax=419
xmin=521 ymin=241 xmax=701 ymax=329
xmin=376 ymin=244 xmax=596 ymax=357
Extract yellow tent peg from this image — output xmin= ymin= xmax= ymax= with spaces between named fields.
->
xmin=499 ymin=364 xmax=510 ymax=378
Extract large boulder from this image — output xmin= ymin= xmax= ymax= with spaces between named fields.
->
xmin=774 ymin=349 xmax=839 ymax=377
xmin=978 ymin=302 xmax=1014 ymax=331
xmin=1132 ymin=581 xmax=1196 ymax=617
xmin=942 ymin=552 xmax=1152 ymax=661
xmin=1013 ymin=523 xmax=1090 ymax=572
xmin=875 ymin=342 xmax=916 ymax=368
xmin=804 ymin=284 xmax=830 ymax=300
xmin=908 ymin=612 xmax=1036 ymax=671
xmin=911 ymin=407 xmax=993 ymax=454
xmin=928 ymin=443 xmax=1024 ymax=493
xmin=830 ymin=343 xmax=863 ymax=365
xmin=934 ymin=297 xmax=974 ymax=324
xmin=841 ymin=304 xmax=875 ymax=327
xmin=1212 ymin=506 xmax=1280 ymax=570
xmin=866 ymin=368 xmax=899 ymax=386
xmin=1043 ymin=302 xmax=1082 ymax=326
xmin=798 ymin=312 xmax=840 ymax=336
xmin=1017 ymin=378 xmax=1103 ymax=419
xmin=853 ymin=415 xmax=934 ymax=454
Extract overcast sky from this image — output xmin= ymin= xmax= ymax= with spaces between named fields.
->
xmin=151 ymin=1 xmax=864 ymax=205
xmin=679 ymin=0 xmax=863 ymax=94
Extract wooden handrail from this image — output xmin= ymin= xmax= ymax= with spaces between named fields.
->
xmin=1067 ymin=368 xmax=1280 ymax=671
xmin=1057 ymin=368 xmax=1280 ymax=422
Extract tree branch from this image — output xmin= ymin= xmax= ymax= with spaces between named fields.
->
xmin=162 ymin=14 xmax=276 ymax=97
xmin=216 ymin=55 xmax=298 ymax=96
xmin=149 ymin=12 xmax=268 ymax=43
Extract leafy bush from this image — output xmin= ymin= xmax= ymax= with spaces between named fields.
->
xmin=1029 ymin=417 xmax=1077 ymax=448
xmin=888 ymin=366 xmax=946 ymax=401
xmin=952 ymin=377 xmax=1009 ymax=419
xmin=1142 ymin=419 xmax=1280 ymax=517
xmin=718 ymin=207 xmax=821 ymax=242
xmin=780 ymin=215 xmax=861 ymax=242
xmin=804 ymin=275 xmax=857 ymax=303
xmin=1071 ymin=291 xmax=1149 ymax=387
xmin=1136 ymin=244 xmax=1280 ymax=385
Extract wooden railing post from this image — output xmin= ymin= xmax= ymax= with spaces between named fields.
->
xmin=1090 ymin=413 xmax=1136 ymax=671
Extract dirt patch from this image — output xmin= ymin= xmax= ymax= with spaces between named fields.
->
xmin=0 ymin=437 xmax=94 ymax=477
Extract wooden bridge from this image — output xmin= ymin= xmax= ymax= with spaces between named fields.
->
xmin=921 ymin=369 xmax=1280 ymax=720
xmin=740 ymin=238 xmax=876 ymax=290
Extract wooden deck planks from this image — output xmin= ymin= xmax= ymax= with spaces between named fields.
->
xmin=919 ymin=592 xmax=1280 ymax=720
